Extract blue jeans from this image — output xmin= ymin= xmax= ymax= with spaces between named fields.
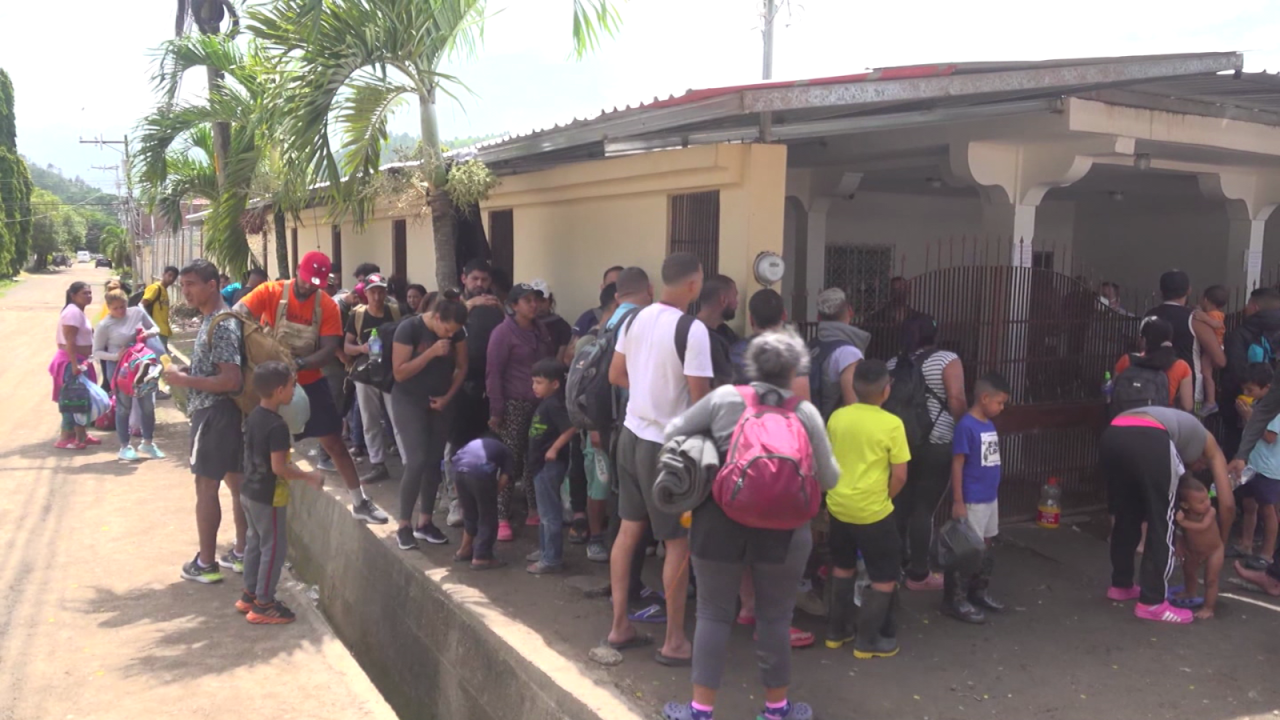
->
xmin=533 ymin=460 xmax=568 ymax=566
xmin=116 ymin=392 xmax=155 ymax=444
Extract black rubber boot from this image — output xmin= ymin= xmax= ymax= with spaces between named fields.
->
xmin=825 ymin=576 xmax=857 ymax=649
xmin=968 ymin=554 xmax=1005 ymax=612
xmin=942 ymin=571 xmax=987 ymax=624
xmin=853 ymin=588 xmax=899 ymax=659
xmin=879 ymin=587 xmax=899 ymax=639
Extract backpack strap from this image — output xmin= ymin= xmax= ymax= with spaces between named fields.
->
xmin=675 ymin=314 xmax=696 ymax=366
xmin=390 ymin=304 xmax=402 ymax=322
xmin=354 ymin=307 xmax=366 ymax=339
xmin=735 ymin=384 xmax=760 ymax=410
xmin=275 ymin=282 xmax=292 ymax=331
xmin=312 ymin=283 xmax=323 ymax=329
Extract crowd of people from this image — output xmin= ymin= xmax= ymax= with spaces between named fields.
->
xmin=47 ymin=253 xmax=1280 ymax=718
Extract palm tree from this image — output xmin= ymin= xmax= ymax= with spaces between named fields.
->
xmin=134 ymin=34 xmax=298 ymax=275
xmin=100 ymin=226 xmax=132 ymax=271
xmin=248 ymin=0 xmax=621 ymax=293
xmin=174 ymin=0 xmax=241 ymax=188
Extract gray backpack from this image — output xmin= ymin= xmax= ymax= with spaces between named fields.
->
xmin=1110 ymin=355 xmax=1170 ymax=415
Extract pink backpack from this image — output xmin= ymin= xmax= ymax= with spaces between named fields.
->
xmin=113 ymin=330 xmax=161 ymax=398
xmin=712 ymin=386 xmax=820 ymax=530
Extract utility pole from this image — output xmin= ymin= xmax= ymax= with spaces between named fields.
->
xmin=80 ymin=136 xmax=141 ymax=277
xmin=759 ymin=0 xmax=778 ymax=141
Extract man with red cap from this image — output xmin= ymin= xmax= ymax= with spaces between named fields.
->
xmin=235 ymin=251 xmax=389 ymax=523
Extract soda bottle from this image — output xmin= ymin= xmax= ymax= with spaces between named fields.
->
xmin=368 ymin=328 xmax=382 ymax=364
xmin=1102 ymin=371 xmax=1114 ymax=403
xmin=1036 ymin=477 xmax=1062 ymax=529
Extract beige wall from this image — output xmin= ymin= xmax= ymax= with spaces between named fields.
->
xmin=481 ymin=143 xmax=788 ymax=332
xmin=285 ymin=207 xmax=437 ymax=290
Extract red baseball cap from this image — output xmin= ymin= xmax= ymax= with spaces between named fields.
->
xmin=297 ymin=251 xmax=332 ymax=287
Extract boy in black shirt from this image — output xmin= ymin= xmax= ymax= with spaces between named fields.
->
xmin=527 ymin=359 xmax=576 ymax=574
xmin=237 ymin=361 xmax=324 ymax=625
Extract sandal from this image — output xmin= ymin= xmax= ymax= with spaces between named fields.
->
xmin=606 ymin=632 xmax=654 ymax=651
xmin=470 ymin=559 xmax=507 ymax=571
xmin=1169 ymin=595 xmax=1205 ymax=609
xmin=654 ymin=650 xmax=692 ymax=667
xmin=628 ymin=603 xmax=668 ymax=624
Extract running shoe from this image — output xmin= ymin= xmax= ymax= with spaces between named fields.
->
xmin=180 ymin=554 xmax=224 ymax=584
xmin=317 ymin=457 xmax=337 ymax=472
xmin=1134 ymin=600 xmax=1193 ymax=624
xmin=219 ymin=550 xmax=244 ymax=574
xmin=587 ymin=539 xmax=609 ymax=563
xmin=446 ymin=499 xmax=464 ymax=528
xmin=396 ymin=526 xmax=418 ymax=551
xmin=358 ymin=463 xmax=390 ymax=483
xmin=235 ymin=591 xmax=256 ymax=613
xmin=137 ymin=442 xmax=166 ymax=459
xmin=497 ymin=520 xmax=514 ymax=542
xmin=351 ymin=498 xmax=389 ymax=524
xmin=247 ymin=600 xmax=297 ymax=625
xmin=415 ymin=523 xmax=448 ymax=544
xmin=117 ymin=446 xmax=139 ymax=461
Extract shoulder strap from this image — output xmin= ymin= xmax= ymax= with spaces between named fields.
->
xmin=781 ymin=394 xmax=803 ymax=413
xmin=312 ymin=284 xmax=323 ymax=328
xmin=735 ymin=384 xmax=758 ymax=409
xmin=391 ymin=304 xmax=402 ymax=322
xmin=205 ymin=311 xmax=244 ymax=349
xmin=355 ymin=307 xmax=366 ymax=338
xmin=675 ymin=314 xmax=695 ymax=365
xmin=275 ymin=282 xmax=291 ymax=329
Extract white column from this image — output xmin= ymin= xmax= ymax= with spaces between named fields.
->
xmin=981 ymin=199 xmax=1038 ymax=266
xmin=1227 ymin=214 xmax=1267 ymax=291
xmin=804 ymin=196 xmax=832 ymax=320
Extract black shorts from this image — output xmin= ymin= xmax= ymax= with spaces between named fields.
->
xmin=828 ymin=514 xmax=902 ymax=583
xmin=296 ymin=379 xmax=342 ymax=440
xmin=189 ymin=399 xmax=244 ymax=481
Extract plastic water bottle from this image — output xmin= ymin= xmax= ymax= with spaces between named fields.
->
xmin=853 ymin=555 xmax=871 ymax=607
xmin=368 ymin=328 xmax=382 ymax=364
xmin=1231 ymin=465 xmax=1257 ymax=489
xmin=1102 ymin=371 xmax=1114 ymax=403
xmin=1036 ymin=477 xmax=1062 ymax=529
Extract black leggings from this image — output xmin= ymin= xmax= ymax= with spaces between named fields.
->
xmin=1100 ymin=425 xmax=1181 ymax=605
xmin=894 ymin=441 xmax=951 ymax=580
xmin=392 ymin=396 xmax=452 ymax=524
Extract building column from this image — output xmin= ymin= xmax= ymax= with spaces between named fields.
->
xmin=981 ymin=198 xmax=1038 ymax=267
xmin=1199 ymin=172 xmax=1280 ymax=292
xmin=804 ymin=196 xmax=832 ymax=320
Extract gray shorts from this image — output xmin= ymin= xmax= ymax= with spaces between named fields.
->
xmin=617 ymin=426 xmax=687 ymax=542
xmin=966 ymin=501 xmax=999 ymax=539
xmin=189 ymin=398 xmax=244 ymax=482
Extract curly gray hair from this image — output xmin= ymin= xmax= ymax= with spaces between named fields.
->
xmin=744 ymin=330 xmax=810 ymax=388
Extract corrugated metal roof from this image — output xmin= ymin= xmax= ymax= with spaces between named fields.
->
xmin=451 ymin=52 xmax=1249 ymax=171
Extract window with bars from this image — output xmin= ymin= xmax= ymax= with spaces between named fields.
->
xmin=669 ymin=191 xmax=720 ymax=276
xmin=488 ymin=209 xmax=514 ymax=278
xmin=393 ymin=219 xmax=407 ymax=280
xmin=824 ymin=244 xmax=893 ymax=314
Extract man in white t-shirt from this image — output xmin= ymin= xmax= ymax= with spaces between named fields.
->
xmin=606 ymin=252 xmax=713 ymax=665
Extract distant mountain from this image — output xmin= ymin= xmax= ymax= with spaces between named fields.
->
xmin=25 ymin=159 xmax=121 ymax=206
xmin=374 ymin=132 xmax=506 ymax=165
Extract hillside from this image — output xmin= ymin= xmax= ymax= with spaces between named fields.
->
xmin=24 ymin=158 xmax=121 ymax=253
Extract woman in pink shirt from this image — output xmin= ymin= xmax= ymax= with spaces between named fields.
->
xmin=50 ymin=281 xmax=101 ymax=449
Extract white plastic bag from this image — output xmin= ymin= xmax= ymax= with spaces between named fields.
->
xmin=74 ymin=375 xmax=112 ymax=426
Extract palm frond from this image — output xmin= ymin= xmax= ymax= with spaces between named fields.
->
xmin=571 ymin=0 xmax=622 ymax=59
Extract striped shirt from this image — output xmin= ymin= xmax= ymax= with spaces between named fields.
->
xmin=887 ymin=350 xmax=960 ymax=444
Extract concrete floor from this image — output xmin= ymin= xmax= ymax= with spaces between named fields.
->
xmin=0 ymin=266 xmax=395 ymax=720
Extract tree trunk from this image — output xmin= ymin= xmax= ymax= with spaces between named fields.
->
xmin=274 ymin=207 xmax=289 ymax=279
xmin=206 ymin=65 xmax=232 ymax=190
xmin=429 ymin=189 xmax=458 ymax=293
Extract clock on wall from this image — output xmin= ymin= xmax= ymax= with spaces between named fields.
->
xmin=753 ymin=251 xmax=786 ymax=287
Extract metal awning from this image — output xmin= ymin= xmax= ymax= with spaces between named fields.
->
xmin=453 ymin=52 xmax=1250 ymax=174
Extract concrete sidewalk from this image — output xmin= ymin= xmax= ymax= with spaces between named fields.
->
xmin=0 ymin=267 xmax=395 ymax=720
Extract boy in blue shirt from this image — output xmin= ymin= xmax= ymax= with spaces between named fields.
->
xmin=947 ymin=373 xmax=1011 ymax=625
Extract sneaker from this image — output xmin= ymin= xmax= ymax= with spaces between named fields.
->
xmin=351 ymin=498 xmax=389 ymax=524
xmin=527 ymin=560 xmax=563 ymax=575
xmin=1134 ymin=600 xmax=1193 ymax=624
xmin=235 ymin=591 xmax=257 ymax=613
xmin=587 ymin=539 xmax=609 ymax=563
xmin=137 ymin=442 xmax=166 ymax=459
xmin=317 ymin=457 xmax=337 ymax=472
xmin=180 ymin=554 xmax=224 ymax=584
xmin=905 ymin=573 xmax=944 ymax=591
xmin=497 ymin=520 xmax=514 ymax=542
xmin=82 ymin=434 xmax=102 ymax=446
xmin=53 ymin=438 xmax=86 ymax=450
xmin=218 ymin=550 xmax=245 ymax=574
xmin=415 ymin=523 xmax=448 ymax=544
xmin=117 ymin=446 xmax=139 ymax=461
xmin=247 ymin=600 xmax=297 ymax=625
xmin=359 ymin=463 xmax=390 ymax=483
xmin=526 ymin=550 xmax=543 ymax=562
xmin=1106 ymin=585 xmax=1141 ymax=602
xmin=446 ymin=499 xmax=464 ymax=528
xmin=757 ymin=700 xmax=815 ymax=720
xmin=525 ymin=512 xmax=541 ymax=527
xmin=348 ymin=445 xmax=367 ymax=458
xmin=396 ymin=526 xmax=418 ymax=551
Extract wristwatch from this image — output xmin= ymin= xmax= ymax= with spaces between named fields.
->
xmin=294 ymin=357 xmax=306 ymax=372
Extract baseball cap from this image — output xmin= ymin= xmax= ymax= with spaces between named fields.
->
xmin=297 ymin=251 xmax=333 ymax=287
xmin=508 ymin=283 xmax=545 ymax=303
xmin=530 ymin=279 xmax=551 ymax=296
xmin=816 ymin=287 xmax=848 ymax=316
xmin=363 ymin=272 xmax=388 ymax=289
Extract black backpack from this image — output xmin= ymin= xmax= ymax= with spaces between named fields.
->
xmin=809 ymin=338 xmax=854 ymax=420
xmin=373 ymin=314 xmax=414 ymax=394
xmin=883 ymin=350 xmax=944 ymax=450
xmin=349 ymin=305 xmax=403 ymax=387
xmin=1110 ymin=355 xmax=1170 ymax=414
xmin=127 ymin=289 xmax=145 ymax=308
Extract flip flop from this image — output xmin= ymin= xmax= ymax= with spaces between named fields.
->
xmin=1169 ymin=596 xmax=1205 ymax=609
xmin=470 ymin=559 xmax=507 ymax=571
xmin=606 ymin=632 xmax=654 ymax=651
xmin=628 ymin=603 xmax=668 ymax=624
xmin=453 ymin=553 xmax=473 ymax=563
xmin=654 ymin=650 xmax=692 ymax=667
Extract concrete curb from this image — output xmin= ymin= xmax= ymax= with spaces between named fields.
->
xmin=287 ymin=483 xmax=647 ymax=720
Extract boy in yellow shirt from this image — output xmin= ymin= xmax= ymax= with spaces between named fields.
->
xmin=824 ymin=359 xmax=910 ymax=658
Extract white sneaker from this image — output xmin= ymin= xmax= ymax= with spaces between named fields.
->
xmin=447 ymin=499 xmax=464 ymax=528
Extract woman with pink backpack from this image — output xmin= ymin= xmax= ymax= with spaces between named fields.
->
xmin=660 ymin=331 xmax=839 ymax=720
xmin=92 ymin=289 xmax=165 ymax=461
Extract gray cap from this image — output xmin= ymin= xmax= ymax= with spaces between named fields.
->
xmin=816 ymin=287 xmax=848 ymax=316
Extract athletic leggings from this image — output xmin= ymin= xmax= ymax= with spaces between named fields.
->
xmin=690 ymin=525 xmax=812 ymax=691
xmin=1100 ymin=424 xmax=1183 ymax=606
xmin=496 ymin=399 xmax=536 ymax=521
xmin=894 ymin=441 xmax=951 ymax=580
xmin=391 ymin=395 xmax=452 ymax=525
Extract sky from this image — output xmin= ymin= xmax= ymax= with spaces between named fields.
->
xmin=2 ymin=0 xmax=1280 ymax=191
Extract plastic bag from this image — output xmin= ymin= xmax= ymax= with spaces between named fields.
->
xmin=934 ymin=519 xmax=985 ymax=576
xmin=94 ymin=395 xmax=117 ymax=430
xmin=74 ymin=375 xmax=112 ymax=426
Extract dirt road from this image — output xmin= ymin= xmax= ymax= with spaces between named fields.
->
xmin=0 ymin=267 xmax=394 ymax=720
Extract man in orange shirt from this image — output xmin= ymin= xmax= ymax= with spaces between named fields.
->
xmin=234 ymin=251 xmax=389 ymax=524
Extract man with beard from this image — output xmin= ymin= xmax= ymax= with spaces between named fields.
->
xmin=695 ymin=275 xmax=740 ymax=389
xmin=456 ymin=259 xmax=504 ymax=443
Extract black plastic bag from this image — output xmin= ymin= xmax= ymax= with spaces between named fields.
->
xmin=934 ymin=519 xmax=984 ymax=576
